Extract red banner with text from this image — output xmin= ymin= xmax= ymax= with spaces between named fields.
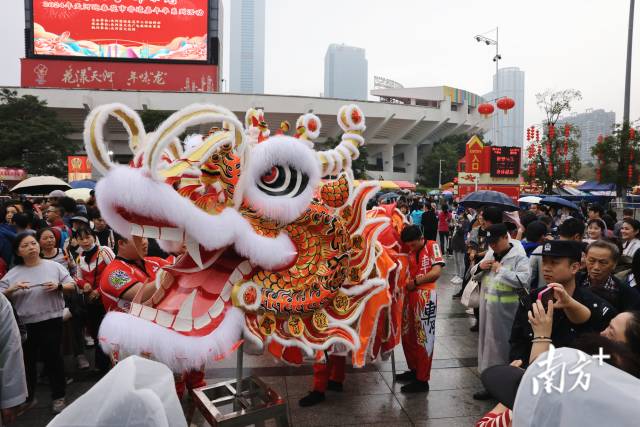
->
xmin=21 ymin=58 xmax=218 ymax=92
xmin=68 ymin=156 xmax=92 ymax=182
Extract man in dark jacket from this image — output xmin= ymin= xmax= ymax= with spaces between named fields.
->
xmin=421 ymin=204 xmax=438 ymax=241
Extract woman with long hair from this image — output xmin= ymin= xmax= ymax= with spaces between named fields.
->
xmin=620 ymin=218 xmax=640 ymax=258
xmin=0 ymin=232 xmax=76 ymax=414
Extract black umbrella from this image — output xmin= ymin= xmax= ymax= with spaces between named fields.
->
xmin=460 ymin=190 xmax=518 ymax=211
xmin=540 ymin=196 xmax=580 ymax=211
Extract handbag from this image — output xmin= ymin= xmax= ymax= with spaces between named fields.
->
xmin=461 ymin=277 xmax=480 ymax=308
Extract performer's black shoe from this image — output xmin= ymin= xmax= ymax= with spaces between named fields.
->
xmin=473 ymin=389 xmax=493 ymax=400
xmin=395 ymin=370 xmax=416 ymax=383
xmin=299 ymin=391 xmax=325 ymax=407
xmin=327 ymin=380 xmax=343 ymax=392
xmin=470 ymin=323 xmax=479 ymax=332
xmin=400 ymin=380 xmax=430 ymax=393
xmin=452 ymin=291 xmax=463 ymax=299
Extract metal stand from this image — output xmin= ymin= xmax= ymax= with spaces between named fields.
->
xmin=187 ymin=344 xmax=289 ymax=427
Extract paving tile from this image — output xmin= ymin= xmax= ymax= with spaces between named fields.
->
xmin=395 ymin=387 xmax=496 ymax=421
xmin=286 ymin=371 xmax=391 ymax=398
xmin=380 ymin=367 xmax=482 ymax=393
xmin=415 ymin=416 xmax=483 ymax=426
xmin=288 ymin=393 xmax=410 ymax=427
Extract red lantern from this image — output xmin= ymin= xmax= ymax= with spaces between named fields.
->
xmin=478 ymin=103 xmax=495 ymax=118
xmin=549 ymin=124 xmax=555 ymax=140
xmin=564 ymin=123 xmax=570 ymax=138
xmin=564 ymin=140 xmax=568 ymax=156
xmin=548 ymin=163 xmax=553 ymax=177
xmin=630 ymin=128 xmax=636 ymax=140
xmin=546 ymin=142 xmax=552 ymax=157
xmin=535 ymin=129 xmax=540 ymax=142
xmin=565 ymin=160 xmax=570 ymax=175
xmin=496 ymin=97 xmax=515 ymax=115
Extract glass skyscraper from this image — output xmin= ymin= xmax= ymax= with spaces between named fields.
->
xmin=324 ymin=44 xmax=368 ymax=100
xmin=483 ymin=67 xmax=525 ymax=148
xmin=230 ymin=0 xmax=265 ymax=94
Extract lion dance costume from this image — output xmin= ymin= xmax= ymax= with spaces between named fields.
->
xmin=84 ymin=102 xmax=409 ymax=386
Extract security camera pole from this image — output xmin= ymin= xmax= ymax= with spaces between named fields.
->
xmin=475 ymin=28 xmax=501 ymax=146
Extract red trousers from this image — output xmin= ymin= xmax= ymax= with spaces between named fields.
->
xmin=401 ymin=286 xmax=437 ymax=382
xmin=312 ymin=355 xmax=346 ymax=392
xmin=175 ymin=369 xmax=207 ymax=399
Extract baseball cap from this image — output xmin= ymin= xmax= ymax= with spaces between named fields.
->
xmin=537 ymin=240 xmax=583 ymax=261
xmin=48 ymin=189 xmax=66 ymax=198
xmin=481 ymin=364 xmax=525 ymax=410
xmin=485 ymin=223 xmax=508 ymax=244
xmin=71 ymin=216 xmax=89 ymax=225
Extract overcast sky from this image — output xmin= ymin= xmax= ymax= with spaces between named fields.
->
xmin=1 ymin=0 xmax=638 ymax=131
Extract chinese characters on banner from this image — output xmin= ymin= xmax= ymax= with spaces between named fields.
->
xmin=21 ymin=58 xmax=218 ymax=92
xmin=68 ymin=156 xmax=92 ymax=182
xmin=490 ymin=146 xmax=521 ymax=178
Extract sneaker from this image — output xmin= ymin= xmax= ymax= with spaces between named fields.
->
xmin=395 ymin=370 xmax=416 ymax=383
xmin=326 ymin=380 xmax=343 ymax=392
xmin=400 ymin=380 xmax=430 ymax=393
xmin=473 ymin=389 xmax=493 ymax=400
xmin=17 ymin=399 xmax=38 ymax=416
xmin=52 ymin=398 xmax=66 ymax=414
xmin=76 ymin=354 xmax=90 ymax=370
xmin=298 ymin=391 xmax=325 ymax=407
xmin=465 ymin=308 xmax=475 ymax=315
xmin=84 ymin=336 xmax=95 ymax=347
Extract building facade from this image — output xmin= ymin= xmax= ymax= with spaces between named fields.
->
xmin=12 ymin=84 xmax=488 ymax=183
xmin=557 ymin=109 xmax=616 ymax=163
xmin=324 ymin=44 xmax=368 ymax=100
xmin=230 ymin=0 xmax=265 ymax=94
xmin=483 ymin=67 xmax=525 ymax=148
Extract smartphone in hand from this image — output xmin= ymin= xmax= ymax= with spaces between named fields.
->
xmin=537 ymin=285 xmax=555 ymax=308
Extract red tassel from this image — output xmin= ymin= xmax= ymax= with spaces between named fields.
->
xmin=565 ymin=160 xmax=570 ymax=175
xmin=548 ymin=164 xmax=553 ymax=177
xmin=564 ymin=140 xmax=568 ymax=156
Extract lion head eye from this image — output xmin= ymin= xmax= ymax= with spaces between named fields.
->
xmin=258 ymin=165 xmax=309 ymax=197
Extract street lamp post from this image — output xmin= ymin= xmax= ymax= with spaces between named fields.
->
xmin=474 ymin=28 xmax=501 ymax=145
xmin=438 ymin=159 xmax=444 ymax=189
xmin=620 ymin=0 xmax=635 ymax=196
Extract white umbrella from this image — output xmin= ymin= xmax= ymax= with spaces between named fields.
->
xmin=65 ymin=188 xmax=92 ymax=201
xmin=518 ymin=196 xmax=542 ymax=204
xmin=10 ymin=176 xmax=70 ymax=194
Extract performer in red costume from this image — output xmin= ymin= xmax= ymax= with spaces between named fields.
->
xmin=397 ymin=225 xmax=444 ymax=393
xmin=99 ymin=234 xmax=168 ymax=313
xmin=299 ymin=353 xmax=346 ymax=407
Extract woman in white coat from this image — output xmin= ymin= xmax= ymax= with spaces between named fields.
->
xmin=470 ymin=223 xmax=531 ymax=400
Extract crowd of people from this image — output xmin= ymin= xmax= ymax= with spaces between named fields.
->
xmin=390 ymin=193 xmax=640 ymax=426
xmin=1 ymin=188 xmax=640 ymax=425
xmin=0 ymin=190 xmax=173 ymax=421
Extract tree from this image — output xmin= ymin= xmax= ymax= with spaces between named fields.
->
xmin=139 ymin=109 xmax=172 ymax=132
xmin=417 ymin=133 xmax=469 ymax=187
xmin=522 ymin=89 xmax=582 ymax=193
xmin=316 ymin=135 xmax=370 ymax=180
xmin=591 ymin=124 xmax=639 ymax=191
xmin=0 ymin=89 xmax=78 ymax=178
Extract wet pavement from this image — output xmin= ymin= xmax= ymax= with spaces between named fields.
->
xmin=14 ymin=259 xmax=496 ymax=426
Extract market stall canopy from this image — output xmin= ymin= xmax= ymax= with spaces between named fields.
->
xmin=577 ymin=181 xmax=616 ymax=196
xmin=460 ymin=190 xmax=518 ymax=211
xmin=10 ymin=176 xmax=70 ymax=194
xmin=69 ymin=179 xmax=96 ymax=190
